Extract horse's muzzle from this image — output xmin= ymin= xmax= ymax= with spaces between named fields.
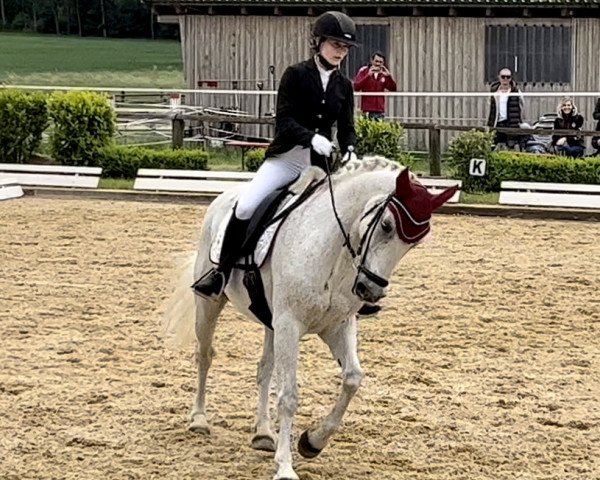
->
xmin=354 ymin=278 xmax=386 ymax=304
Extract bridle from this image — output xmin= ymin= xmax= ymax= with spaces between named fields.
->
xmin=324 ymin=167 xmax=430 ymax=298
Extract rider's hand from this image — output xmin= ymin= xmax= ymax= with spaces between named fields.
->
xmin=311 ymin=134 xmax=335 ymax=157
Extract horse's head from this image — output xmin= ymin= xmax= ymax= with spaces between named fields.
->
xmin=353 ymin=167 xmax=457 ymax=303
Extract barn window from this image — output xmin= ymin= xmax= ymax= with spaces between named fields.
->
xmin=485 ymin=25 xmax=572 ymax=84
xmin=342 ymin=24 xmax=390 ymax=80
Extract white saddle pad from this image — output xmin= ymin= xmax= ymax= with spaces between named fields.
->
xmin=209 ymin=167 xmax=326 ymax=268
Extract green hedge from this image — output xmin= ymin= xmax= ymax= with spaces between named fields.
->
xmin=48 ymin=91 xmax=116 ymax=166
xmin=0 ymin=89 xmax=49 ymax=163
xmin=96 ymin=145 xmax=209 ymax=178
xmin=489 ymin=151 xmax=600 ymax=189
xmin=447 ymin=130 xmax=600 ymax=192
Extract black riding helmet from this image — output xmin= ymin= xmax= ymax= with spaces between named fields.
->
xmin=313 ymin=11 xmax=358 ymax=47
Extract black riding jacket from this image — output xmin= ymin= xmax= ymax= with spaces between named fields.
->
xmin=265 ymin=57 xmax=356 ymax=168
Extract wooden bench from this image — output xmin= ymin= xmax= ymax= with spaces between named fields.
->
xmin=133 ymin=169 xmax=255 ymax=193
xmin=418 ymin=177 xmax=462 ymax=203
xmin=0 ymin=177 xmax=24 ymax=201
xmin=499 ymin=181 xmax=600 ymax=209
xmin=0 ymin=164 xmax=102 ymax=188
xmin=226 ymin=140 xmax=270 ymax=170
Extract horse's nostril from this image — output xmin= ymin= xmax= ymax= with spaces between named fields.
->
xmin=356 ymin=281 xmax=367 ymax=295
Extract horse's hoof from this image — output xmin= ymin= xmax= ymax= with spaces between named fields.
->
xmin=251 ymin=434 xmax=276 ymax=452
xmin=188 ymin=418 xmax=210 ymax=435
xmin=273 ymin=474 xmax=299 ymax=480
xmin=297 ymin=430 xmax=322 ymax=459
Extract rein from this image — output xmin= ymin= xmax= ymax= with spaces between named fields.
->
xmin=323 ymin=160 xmax=391 ymax=294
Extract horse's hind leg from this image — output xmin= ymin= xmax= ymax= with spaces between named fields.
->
xmin=251 ymin=328 xmax=276 ymax=452
xmin=189 ymin=295 xmax=227 ymax=434
xmin=297 ymin=316 xmax=363 ymax=458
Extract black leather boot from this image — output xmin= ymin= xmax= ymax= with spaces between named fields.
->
xmin=192 ymin=215 xmax=250 ymax=299
xmin=357 ymin=304 xmax=382 ymax=317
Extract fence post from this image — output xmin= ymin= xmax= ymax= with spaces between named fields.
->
xmin=429 ymin=126 xmax=442 ymax=176
xmin=172 ymin=115 xmax=185 ymax=149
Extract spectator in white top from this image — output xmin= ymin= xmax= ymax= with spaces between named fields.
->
xmin=487 ymin=68 xmax=525 ymax=149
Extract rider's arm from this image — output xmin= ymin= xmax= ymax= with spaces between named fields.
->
xmin=275 ymin=66 xmax=315 ymax=148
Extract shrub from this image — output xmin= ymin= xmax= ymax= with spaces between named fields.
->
xmin=0 ymin=89 xmax=49 ymax=163
xmin=96 ymin=145 xmax=209 ymax=178
xmin=355 ymin=116 xmax=407 ymax=163
xmin=447 ymin=130 xmax=495 ymax=192
xmin=48 ymin=91 xmax=116 ymax=166
xmin=245 ymin=148 xmax=266 ymax=172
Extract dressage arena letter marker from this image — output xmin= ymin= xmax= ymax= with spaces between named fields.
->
xmin=469 ymin=158 xmax=486 ymax=177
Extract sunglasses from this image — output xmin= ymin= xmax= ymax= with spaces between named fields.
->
xmin=500 ymin=75 xmax=512 ymax=79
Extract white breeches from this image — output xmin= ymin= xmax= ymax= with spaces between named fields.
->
xmin=235 ymin=146 xmax=311 ymax=220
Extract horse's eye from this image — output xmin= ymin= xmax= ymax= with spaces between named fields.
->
xmin=381 ymin=219 xmax=393 ymax=233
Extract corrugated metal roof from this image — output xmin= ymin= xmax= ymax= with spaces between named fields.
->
xmin=151 ymin=0 xmax=600 ymax=6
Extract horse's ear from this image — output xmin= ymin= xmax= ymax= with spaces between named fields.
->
xmin=430 ymin=185 xmax=458 ymax=211
xmin=395 ymin=168 xmax=412 ymax=197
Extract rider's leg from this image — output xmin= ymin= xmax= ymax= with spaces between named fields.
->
xmin=192 ymin=213 xmax=250 ymax=298
xmin=193 ymin=151 xmax=310 ymax=299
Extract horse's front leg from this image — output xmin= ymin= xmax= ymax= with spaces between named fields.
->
xmin=251 ymin=328 xmax=277 ymax=452
xmin=298 ymin=316 xmax=363 ymax=458
xmin=273 ymin=315 xmax=302 ymax=480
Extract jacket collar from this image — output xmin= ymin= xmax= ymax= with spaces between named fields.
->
xmin=490 ymin=80 xmax=519 ymax=93
xmin=306 ymin=56 xmax=341 ymax=92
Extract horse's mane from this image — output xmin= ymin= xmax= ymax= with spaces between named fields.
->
xmin=290 ymin=155 xmax=415 ymax=194
xmin=336 ymin=155 xmax=403 ymax=177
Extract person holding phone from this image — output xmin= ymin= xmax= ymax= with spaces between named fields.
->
xmin=354 ymin=51 xmax=397 ymax=121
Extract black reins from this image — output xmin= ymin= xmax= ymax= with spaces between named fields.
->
xmin=323 ymin=157 xmax=391 ymax=294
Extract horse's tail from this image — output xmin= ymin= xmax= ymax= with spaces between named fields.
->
xmin=161 ymin=251 xmax=198 ymax=350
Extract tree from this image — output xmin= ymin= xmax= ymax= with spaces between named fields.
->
xmin=73 ymin=0 xmax=81 ymax=36
xmin=49 ymin=0 xmax=62 ymax=35
xmin=1 ymin=0 xmax=6 ymax=27
xmin=98 ymin=0 xmax=106 ymax=37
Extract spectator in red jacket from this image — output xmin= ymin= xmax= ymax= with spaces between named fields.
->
xmin=354 ymin=51 xmax=397 ymax=120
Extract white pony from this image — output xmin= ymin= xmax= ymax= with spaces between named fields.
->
xmin=162 ymin=157 xmax=457 ymax=480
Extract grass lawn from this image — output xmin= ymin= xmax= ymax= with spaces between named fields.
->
xmin=0 ymin=33 xmax=184 ymax=88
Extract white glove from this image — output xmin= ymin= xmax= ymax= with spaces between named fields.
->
xmin=342 ymin=151 xmax=358 ymax=163
xmin=311 ymin=134 xmax=335 ymax=157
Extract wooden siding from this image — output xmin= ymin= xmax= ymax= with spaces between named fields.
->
xmin=180 ymin=15 xmax=600 ymax=150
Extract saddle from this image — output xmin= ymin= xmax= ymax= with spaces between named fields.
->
xmin=209 ymin=167 xmax=326 ymax=328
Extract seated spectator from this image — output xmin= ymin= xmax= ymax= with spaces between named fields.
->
xmin=552 ymin=97 xmax=585 ymax=158
xmin=520 ymin=122 xmax=553 ymax=154
xmin=592 ymin=97 xmax=600 ymax=156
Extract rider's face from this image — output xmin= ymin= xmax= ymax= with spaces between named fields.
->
xmin=320 ymin=39 xmax=350 ymax=66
